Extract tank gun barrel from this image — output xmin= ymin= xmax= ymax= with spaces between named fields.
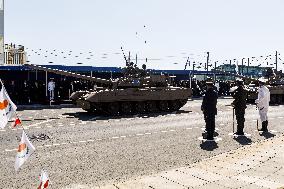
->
xmin=24 ymin=64 xmax=113 ymax=85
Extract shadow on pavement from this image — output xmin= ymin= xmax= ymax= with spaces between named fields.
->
xmin=260 ymin=132 xmax=276 ymax=139
xmin=202 ymin=132 xmax=219 ymax=138
xmin=200 ymin=141 xmax=218 ymax=151
xmin=63 ymin=110 xmax=193 ymax=121
xmin=17 ymin=104 xmax=75 ymax=111
xmin=233 ymin=136 xmax=252 ymax=145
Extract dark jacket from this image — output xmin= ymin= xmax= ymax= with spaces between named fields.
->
xmin=232 ymin=86 xmax=247 ymax=109
xmin=201 ymin=88 xmax=218 ymax=116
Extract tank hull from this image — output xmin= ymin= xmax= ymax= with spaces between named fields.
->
xmin=74 ymin=87 xmax=192 ymax=115
xmin=247 ymin=85 xmax=284 ymax=104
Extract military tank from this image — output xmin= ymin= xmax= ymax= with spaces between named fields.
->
xmin=246 ymin=69 xmax=284 ymax=104
xmin=214 ymin=68 xmax=284 ymax=104
xmin=70 ymin=63 xmax=192 ymax=115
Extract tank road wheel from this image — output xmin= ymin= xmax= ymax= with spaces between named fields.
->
xmin=120 ymin=102 xmax=132 ymax=114
xmin=158 ymin=101 xmax=168 ymax=112
xmin=168 ymin=100 xmax=180 ymax=111
xmin=107 ymin=102 xmax=119 ymax=116
xmin=146 ymin=101 xmax=157 ymax=113
xmin=134 ymin=102 xmax=145 ymax=114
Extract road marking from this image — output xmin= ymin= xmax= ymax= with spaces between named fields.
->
xmin=26 ymin=119 xmax=55 ymax=129
xmin=47 ymin=126 xmax=53 ymax=128
xmin=278 ymin=117 xmax=283 ymax=119
xmin=186 ymin=128 xmax=192 ymax=130
xmin=0 ymin=130 xmax=6 ymax=132
xmin=3 ymin=125 xmax=201 ymax=153
xmin=198 ymin=136 xmax=222 ymax=142
xmin=5 ymin=149 xmax=17 ymax=152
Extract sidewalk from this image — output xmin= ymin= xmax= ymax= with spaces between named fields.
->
xmin=99 ymin=134 xmax=284 ymax=189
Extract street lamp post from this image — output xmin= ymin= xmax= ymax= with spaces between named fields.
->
xmin=214 ymin=61 xmax=217 ymax=82
xmin=247 ymin=58 xmax=250 ymax=76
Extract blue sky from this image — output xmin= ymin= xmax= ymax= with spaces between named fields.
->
xmin=5 ymin=0 xmax=284 ymax=70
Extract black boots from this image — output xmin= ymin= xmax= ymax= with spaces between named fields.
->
xmin=258 ymin=120 xmax=268 ymax=132
xmin=234 ymin=123 xmax=245 ymax=135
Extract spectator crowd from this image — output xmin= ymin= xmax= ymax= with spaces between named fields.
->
xmin=1 ymin=76 xmax=236 ymax=105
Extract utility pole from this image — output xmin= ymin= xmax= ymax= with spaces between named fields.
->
xmin=247 ymin=58 xmax=250 ymax=76
xmin=192 ymin=62 xmax=195 ymax=78
xmin=230 ymin=60 xmax=232 ymax=80
xmin=206 ymin=52 xmax=209 ymax=77
xmin=275 ymin=51 xmax=278 ymax=71
xmin=135 ymin=54 xmax=137 ymax=65
xmin=214 ymin=61 xmax=217 ymax=82
xmin=241 ymin=58 xmax=244 ymax=76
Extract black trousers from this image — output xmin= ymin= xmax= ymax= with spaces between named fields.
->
xmin=235 ymin=109 xmax=245 ymax=133
xmin=204 ymin=115 xmax=215 ymax=138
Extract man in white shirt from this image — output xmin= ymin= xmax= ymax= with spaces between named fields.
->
xmin=48 ymin=79 xmax=55 ymax=101
xmin=255 ymin=78 xmax=270 ymax=132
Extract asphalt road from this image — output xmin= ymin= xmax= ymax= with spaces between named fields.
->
xmin=0 ymin=98 xmax=284 ymax=188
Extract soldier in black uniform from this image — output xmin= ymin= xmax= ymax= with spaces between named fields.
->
xmin=231 ymin=78 xmax=247 ymax=135
xmin=201 ymin=79 xmax=218 ymax=140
